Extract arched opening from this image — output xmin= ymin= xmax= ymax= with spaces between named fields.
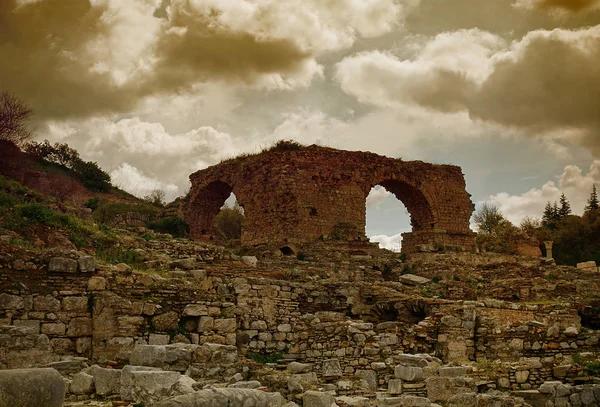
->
xmin=214 ymin=192 xmax=245 ymax=241
xmin=187 ymin=181 xmax=244 ymax=240
xmin=366 ymin=185 xmax=411 ymax=252
xmin=280 ymin=246 xmax=295 ymax=256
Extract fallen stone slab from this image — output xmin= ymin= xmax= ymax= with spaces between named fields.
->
xmin=71 ymin=372 xmax=95 ymax=395
xmin=577 ymin=261 xmax=597 ymax=271
xmin=121 ymin=365 xmax=162 ymax=401
xmin=0 ymin=368 xmax=65 ymax=407
xmin=399 ymin=274 xmax=431 ymax=286
xmin=395 ymin=365 xmax=424 ymax=382
xmin=92 ymin=366 xmax=122 ymax=396
xmin=303 ymin=390 xmax=336 ymax=407
xmin=336 ymin=396 xmax=370 ymax=406
xmin=131 ymin=371 xmax=181 ymax=407
xmin=155 ymin=388 xmax=285 ymax=407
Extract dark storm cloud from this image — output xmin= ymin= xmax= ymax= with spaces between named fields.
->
xmin=526 ymin=0 xmax=600 ymax=12
xmin=0 ymin=0 xmax=135 ymax=119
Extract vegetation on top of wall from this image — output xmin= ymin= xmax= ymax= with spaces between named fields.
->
xmin=219 ymin=140 xmax=305 ymax=165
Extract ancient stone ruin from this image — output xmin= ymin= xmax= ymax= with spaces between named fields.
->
xmin=182 ymin=144 xmax=476 ymax=253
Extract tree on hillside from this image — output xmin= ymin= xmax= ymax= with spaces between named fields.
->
xmin=0 ymin=91 xmax=33 ymax=145
xmin=144 ymin=189 xmax=166 ymax=206
xmin=542 ymin=201 xmax=560 ymax=229
xmin=473 ymin=203 xmax=520 ymax=254
xmin=585 ymin=184 xmax=599 ymax=215
xmin=559 ymin=193 xmax=572 ymax=219
xmin=473 ymin=203 xmax=505 ymax=235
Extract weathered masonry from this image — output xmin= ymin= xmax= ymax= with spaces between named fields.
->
xmin=184 ymin=144 xmax=476 ymax=253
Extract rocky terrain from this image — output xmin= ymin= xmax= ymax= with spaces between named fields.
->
xmin=1 ymin=169 xmax=600 ymax=406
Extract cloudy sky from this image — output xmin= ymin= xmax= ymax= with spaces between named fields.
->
xmin=2 ymin=0 xmax=600 ymax=249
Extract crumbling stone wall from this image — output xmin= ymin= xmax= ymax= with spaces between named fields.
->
xmin=184 ymin=145 xmax=476 ymax=253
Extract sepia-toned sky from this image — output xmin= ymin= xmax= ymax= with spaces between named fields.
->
xmin=2 ymin=0 xmax=600 ymax=248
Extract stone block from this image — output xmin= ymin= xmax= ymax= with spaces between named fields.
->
xmin=130 ymin=371 xmax=181 ymax=406
xmin=13 ymin=320 xmax=40 ymax=335
xmin=241 ymin=256 xmax=258 ymax=267
xmin=62 ymin=296 xmax=89 ymax=312
xmin=395 ymin=365 xmax=424 ymax=382
xmin=303 ymin=390 xmax=336 ymax=407
xmin=336 ymin=396 xmax=370 ymax=407
xmin=197 ymin=316 xmax=214 ymax=332
xmin=388 ymin=378 xmax=403 ymax=395
xmin=577 ymin=261 xmax=597 ymax=270
xmin=130 ymin=345 xmax=167 ymax=367
xmin=0 ymin=293 xmax=24 ymax=310
xmin=323 ymin=359 xmax=342 ymax=377
xmin=33 ymin=295 xmax=60 ymax=312
xmin=93 ymin=367 xmax=122 ymax=396
xmin=41 ymin=323 xmax=66 ymax=336
xmin=78 ymin=256 xmax=96 ymax=273
xmin=214 ymin=318 xmax=236 ymax=333
xmin=48 ymin=257 xmax=78 ymax=273
xmin=182 ymin=304 xmax=208 ymax=316
xmin=152 ymin=311 xmax=180 ymax=331
xmin=71 ymin=372 xmax=95 ymax=395
xmin=515 ymin=370 xmax=529 ymax=383
xmin=87 ymin=276 xmax=107 ymax=291
xmin=149 ymin=334 xmax=170 ymax=345
xmin=0 ymin=368 xmax=65 ymax=407
xmin=154 ymin=388 xmax=284 ymax=407
xmin=396 ymin=354 xmax=440 ymax=367
xmin=67 ymin=317 xmax=92 ymax=337
xmin=120 ymin=365 xmax=162 ymax=401
xmin=228 ymin=380 xmax=262 ymax=389
xmin=399 ymin=274 xmax=431 ymax=286
xmin=356 ymin=369 xmax=377 ymax=392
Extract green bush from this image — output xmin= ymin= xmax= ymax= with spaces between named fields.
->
xmin=146 ymin=216 xmax=187 ymax=238
xmin=214 ymin=204 xmax=244 ymax=240
xmin=584 ymin=361 xmax=600 ymax=376
xmin=84 ymin=197 xmax=101 ymax=211
xmin=0 ymin=191 xmax=19 ymax=207
xmin=17 ymin=203 xmax=55 ymax=225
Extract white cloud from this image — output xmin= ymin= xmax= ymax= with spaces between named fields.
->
xmin=110 ymin=163 xmax=180 ymax=201
xmin=369 ymin=233 xmax=403 ymax=251
xmin=367 ymin=186 xmax=393 ymax=208
xmin=335 ymin=26 xmax=600 ymax=157
xmin=335 ymin=29 xmax=505 ymax=111
xmin=483 ymin=161 xmax=600 ymax=224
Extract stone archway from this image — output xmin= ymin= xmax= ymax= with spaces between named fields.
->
xmin=185 ymin=180 xmax=234 ymax=238
xmin=182 ymin=144 xmax=476 ymax=253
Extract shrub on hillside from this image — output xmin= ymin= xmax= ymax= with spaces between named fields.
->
xmin=146 ymin=216 xmax=187 ymax=238
xmin=24 ymin=140 xmax=111 ymax=192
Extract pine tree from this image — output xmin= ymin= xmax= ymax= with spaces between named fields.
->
xmin=552 ymin=201 xmax=560 ymax=220
xmin=559 ymin=193 xmax=572 ymax=219
xmin=542 ymin=202 xmax=554 ymax=227
xmin=585 ymin=184 xmax=599 ymax=214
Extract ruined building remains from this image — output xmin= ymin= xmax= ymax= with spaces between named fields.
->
xmin=184 ymin=144 xmax=476 ymax=253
